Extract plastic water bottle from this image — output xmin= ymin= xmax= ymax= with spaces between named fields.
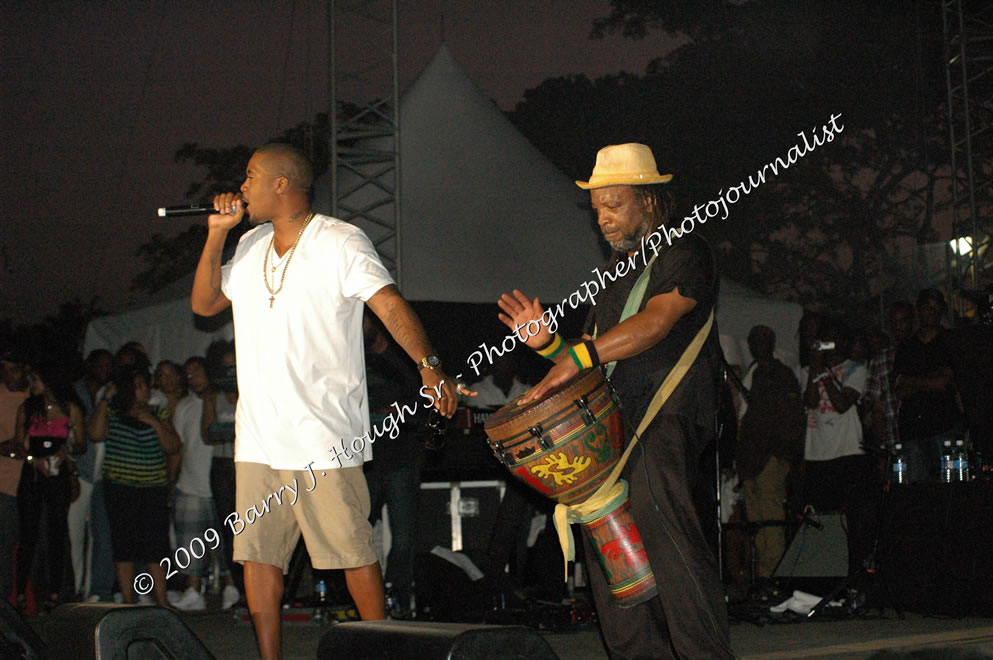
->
xmin=316 ymin=579 xmax=327 ymax=604
xmin=955 ymin=440 xmax=970 ymax=482
xmin=384 ymin=582 xmax=398 ymax=617
xmin=941 ymin=440 xmax=955 ymax=483
xmin=892 ymin=444 xmax=907 ymax=485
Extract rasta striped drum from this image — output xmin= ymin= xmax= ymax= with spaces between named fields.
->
xmin=484 ymin=367 xmax=657 ymax=607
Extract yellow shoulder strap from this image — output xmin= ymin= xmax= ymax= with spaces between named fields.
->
xmin=597 ymin=253 xmax=659 ymax=377
xmin=553 ymin=309 xmax=714 ymax=579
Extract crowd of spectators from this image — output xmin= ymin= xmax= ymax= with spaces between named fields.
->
xmin=0 ymin=340 xmax=241 ymax=614
xmin=3 ymin=286 xmax=990 ymax=614
xmin=729 ymin=287 xmax=992 ymax=581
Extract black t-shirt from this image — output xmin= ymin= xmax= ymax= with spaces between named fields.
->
xmin=586 ymin=233 xmax=723 ymax=433
xmin=945 ymin=324 xmax=993 ymax=431
xmin=893 ymin=330 xmax=962 ymax=439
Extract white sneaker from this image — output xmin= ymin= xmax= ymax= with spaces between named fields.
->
xmin=137 ymin=594 xmax=154 ymax=606
xmin=112 ymin=592 xmax=124 ymax=604
xmin=173 ymin=586 xmax=206 ymax=611
xmin=221 ymin=584 xmax=240 ymax=610
xmin=86 ymin=594 xmax=101 ymax=603
xmin=166 ymin=589 xmax=183 ymax=606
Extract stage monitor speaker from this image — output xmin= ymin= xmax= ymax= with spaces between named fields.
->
xmin=318 ymin=620 xmax=559 ymax=659
xmin=0 ymin=600 xmax=46 ymax=660
xmin=773 ymin=513 xmax=848 ymax=578
xmin=39 ymin=603 xmax=212 ymax=660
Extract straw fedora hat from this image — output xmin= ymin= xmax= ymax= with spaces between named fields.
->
xmin=575 ymin=143 xmax=673 ymax=189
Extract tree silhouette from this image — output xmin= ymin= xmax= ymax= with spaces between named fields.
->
xmin=508 ymin=0 xmax=949 ymax=316
xmin=0 ymin=297 xmax=107 ymax=378
xmin=131 ymin=114 xmax=332 ymax=294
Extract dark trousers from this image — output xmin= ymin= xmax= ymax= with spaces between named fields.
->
xmin=366 ymin=454 xmax=422 ymax=606
xmin=0 ymin=493 xmax=18 ymax=601
xmin=210 ymin=457 xmax=241 ymax=589
xmin=87 ymin=480 xmax=115 ymax=601
xmin=582 ymin=414 xmax=734 ymax=660
xmin=15 ymin=465 xmax=71 ymax=597
xmin=484 ymin=479 xmax=538 ymax=583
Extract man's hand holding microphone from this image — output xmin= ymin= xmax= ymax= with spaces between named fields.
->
xmin=208 ymin=192 xmax=245 ymax=232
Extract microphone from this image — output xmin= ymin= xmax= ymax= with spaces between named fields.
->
xmin=157 ymin=204 xmax=239 ymax=217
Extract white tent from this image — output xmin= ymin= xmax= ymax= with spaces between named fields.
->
xmin=85 ymin=46 xmax=802 ymax=369
xmin=717 ymin=279 xmax=803 ymax=370
xmin=83 ymin=274 xmax=233 ymax=366
xmin=312 ymin=45 xmax=604 ymax=303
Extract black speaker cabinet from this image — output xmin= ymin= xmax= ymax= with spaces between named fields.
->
xmin=0 ymin=599 xmax=46 ymax=660
xmin=39 ymin=603 xmax=212 ymax=660
xmin=318 ymin=620 xmax=559 ymax=659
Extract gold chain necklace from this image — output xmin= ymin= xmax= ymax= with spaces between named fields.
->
xmin=263 ymin=212 xmax=315 ymax=308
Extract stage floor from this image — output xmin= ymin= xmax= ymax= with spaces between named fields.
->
xmin=161 ymin=609 xmax=993 ymax=659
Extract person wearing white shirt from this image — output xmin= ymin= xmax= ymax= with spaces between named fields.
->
xmin=469 ymin=358 xmax=530 ymax=409
xmin=799 ymin=320 xmax=874 ymax=576
xmin=169 ymin=357 xmax=240 ymax=611
xmin=191 ymin=143 xmax=465 ymax=659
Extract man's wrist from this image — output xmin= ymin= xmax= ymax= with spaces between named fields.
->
xmin=204 ymin=228 xmax=230 ymax=247
xmin=417 ymin=355 xmax=442 ymax=371
xmin=535 ymin=333 xmax=566 ymax=360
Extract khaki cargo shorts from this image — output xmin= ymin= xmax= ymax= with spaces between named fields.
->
xmin=231 ymin=462 xmax=377 ymax=572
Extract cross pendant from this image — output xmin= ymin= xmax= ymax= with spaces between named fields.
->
xmin=269 ymin=296 xmax=275 ymax=308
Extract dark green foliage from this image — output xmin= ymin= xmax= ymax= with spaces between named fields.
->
xmin=511 ymin=0 xmax=947 ymax=316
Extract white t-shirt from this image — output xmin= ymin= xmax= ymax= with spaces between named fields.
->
xmin=800 ymin=359 xmax=868 ymax=461
xmin=173 ymin=394 xmax=213 ymax=498
xmin=469 ymin=375 xmax=530 ymax=409
xmin=220 ymin=214 xmax=394 ymax=469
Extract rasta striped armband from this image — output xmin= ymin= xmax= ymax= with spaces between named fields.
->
xmin=535 ymin=333 xmax=567 ymax=360
xmin=568 ymin=340 xmax=600 ymax=371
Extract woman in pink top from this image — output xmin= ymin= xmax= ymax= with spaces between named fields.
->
xmin=13 ymin=363 xmax=84 ymax=614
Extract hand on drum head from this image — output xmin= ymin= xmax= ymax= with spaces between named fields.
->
xmin=518 ymin=357 xmax=580 ymax=406
xmin=497 ymin=290 xmax=553 ymax=349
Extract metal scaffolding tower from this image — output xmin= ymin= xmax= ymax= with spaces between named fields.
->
xmin=329 ymin=0 xmax=402 ymax=287
xmin=943 ymin=0 xmax=993 ymax=298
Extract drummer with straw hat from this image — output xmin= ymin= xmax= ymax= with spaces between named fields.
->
xmin=498 ymin=143 xmax=734 ymax=659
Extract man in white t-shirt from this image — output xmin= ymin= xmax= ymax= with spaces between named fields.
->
xmin=192 ymin=143 xmax=464 ymax=659
xmin=468 ymin=355 xmax=530 ymax=409
xmin=169 ymin=357 xmax=239 ymax=611
xmin=799 ymin=320 xmax=874 ymax=575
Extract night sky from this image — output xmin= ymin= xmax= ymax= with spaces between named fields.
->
xmin=1 ymin=0 xmax=681 ymax=325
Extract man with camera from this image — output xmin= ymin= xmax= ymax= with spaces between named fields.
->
xmin=799 ymin=320 xmax=873 ymax=575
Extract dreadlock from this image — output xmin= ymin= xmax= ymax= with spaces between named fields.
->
xmin=631 ymin=183 xmax=675 ymax=225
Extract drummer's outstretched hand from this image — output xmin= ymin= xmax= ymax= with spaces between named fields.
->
xmin=497 ymin=290 xmax=553 ymax=350
xmin=519 ymin=359 xmax=579 ymax=405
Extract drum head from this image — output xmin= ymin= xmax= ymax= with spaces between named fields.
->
xmin=484 ymin=368 xmax=602 ymax=431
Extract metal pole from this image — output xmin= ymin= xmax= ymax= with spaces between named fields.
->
xmin=392 ymin=0 xmax=401 ymax=292
xmin=329 ymin=0 xmax=338 ymax=219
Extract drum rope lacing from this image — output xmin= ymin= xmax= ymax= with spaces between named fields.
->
xmin=552 ymin=310 xmax=715 ymax=580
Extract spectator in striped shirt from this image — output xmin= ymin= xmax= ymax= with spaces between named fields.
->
xmin=88 ymin=366 xmax=181 ymax=606
xmin=864 ymin=301 xmax=915 ymax=452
